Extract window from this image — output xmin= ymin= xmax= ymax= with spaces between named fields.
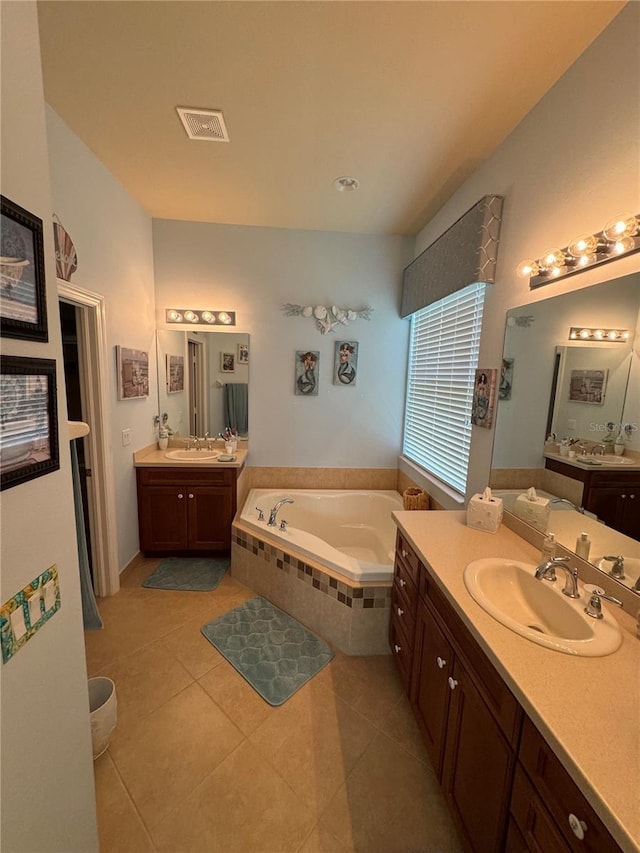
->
xmin=402 ymin=282 xmax=485 ymax=494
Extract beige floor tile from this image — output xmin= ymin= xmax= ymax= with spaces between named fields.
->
xmin=108 ymin=681 xmax=244 ymax=831
xmin=93 ymin=752 xmax=155 ymax=853
xmin=96 ymin=639 xmax=194 ymax=728
xmin=249 ymin=678 xmax=377 ymax=817
xmin=297 ymin=823 xmax=347 ymax=853
xmin=320 ymin=731 xmax=457 ymax=853
xmin=378 ymin=692 xmax=436 ymax=769
xmin=160 ymin=614 xmax=225 ymax=679
xmin=198 ymin=659 xmax=278 ymax=735
xmin=151 ymin=739 xmax=315 ymax=853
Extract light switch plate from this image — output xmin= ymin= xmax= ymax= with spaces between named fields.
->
xmin=122 ymin=428 xmax=131 ymax=446
xmin=1 ymin=565 xmax=61 ymax=664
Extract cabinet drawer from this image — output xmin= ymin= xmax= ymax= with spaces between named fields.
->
xmin=389 ymin=617 xmax=413 ymax=689
xmin=395 ymin=531 xmax=420 ymax=586
xmin=391 ymin=586 xmax=415 ymax=645
xmin=138 ymin=466 xmax=234 ymax=486
xmin=510 ymin=764 xmax=569 ymax=853
xmin=518 ymin=716 xmax=620 ymax=853
xmin=428 ymin=581 xmax=521 ymax=745
xmin=393 ymin=557 xmax=418 ymax=616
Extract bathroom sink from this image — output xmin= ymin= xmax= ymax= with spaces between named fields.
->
xmin=165 ymin=450 xmax=219 ymax=461
xmin=463 ymin=558 xmax=622 ymax=656
xmin=577 ymin=454 xmax=635 ymax=466
xmin=595 ymin=556 xmax=640 ymax=590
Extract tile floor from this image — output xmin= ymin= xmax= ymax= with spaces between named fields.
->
xmin=88 ymin=556 xmax=462 ymax=853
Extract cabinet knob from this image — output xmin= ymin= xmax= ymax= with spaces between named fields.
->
xmin=398 ymin=578 xmax=406 ymax=588
xmin=630 ymin=494 xmax=636 ymax=499
xmin=568 ymin=813 xmax=587 ymax=840
xmin=396 ymin=607 xmax=404 ymax=617
xmin=394 ymin=644 xmax=402 ymax=654
xmin=447 ymin=677 xmax=458 ymax=691
xmin=402 ymin=549 xmax=408 ymax=558
xmin=177 ymin=493 xmax=184 ymax=499
xmin=188 ymin=493 xmax=194 ymax=499
xmin=621 ymin=494 xmax=627 ymax=499
xmin=436 ymin=656 xmax=446 ymax=669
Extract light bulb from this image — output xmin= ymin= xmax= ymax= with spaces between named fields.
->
xmin=579 ymin=329 xmax=591 ymax=339
xmin=516 ymin=259 xmax=539 ymax=278
xmin=606 ymin=330 xmax=619 ymax=340
xmin=567 ymin=234 xmax=599 ymax=257
xmin=593 ymin=329 xmax=605 ymax=340
xmin=612 ymin=236 xmax=635 ymax=254
xmin=540 ymin=248 xmax=566 ymax=269
xmin=218 ymin=312 xmax=231 ymax=324
xmin=577 ymin=253 xmax=597 ymax=267
xmin=621 ymin=330 xmax=631 ymax=340
xmin=167 ymin=309 xmax=182 ymax=322
xmin=201 ymin=311 xmax=215 ymax=323
xmin=603 ymin=213 xmax=638 ymax=241
xmin=184 ymin=310 xmax=198 ymax=323
xmin=569 ymin=330 xmax=578 ymax=339
xmin=550 ymin=265 xmax=566 ymax=277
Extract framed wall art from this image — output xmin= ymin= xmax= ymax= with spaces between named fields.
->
xmin=116 ymin=346 xmax=149 ymax=400
xmin=221 ymin=352 xmax=235 ymax=373
xmin=499 ymin=357 xmax=514 ymax=401
xmin=295 ymin=350 xmax=319 ymax=396
xmin=237 ymin=343 xmax=249 ymax=365
xmin=333 ymin=341 xmax=358 ymax=386
xmin=568 ymin=368 xmax=608 ymax=405
xmin=471 ymin=368 xmax=498 ymax=428
xmin=1 ymin=356 xmax=59 ymax=491
xmin=166 ymin=354 xmax=184 ymax=393
xmin=1 ymin=196 xmax=48 ymax=342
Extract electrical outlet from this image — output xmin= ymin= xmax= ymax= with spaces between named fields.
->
xmin=567 ymin=419 xmax=577 ymax=431
xmin=122 ymin=428 xmax=131 ymax=446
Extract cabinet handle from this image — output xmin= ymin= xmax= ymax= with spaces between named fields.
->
xmin=402 ymin=549 xmax=409 ymax=558
xmin=568 ymin=813 xmax=587 ymax=840
xmin=394 ymin=644 xmax=402 ymax=654
xmin=447 ymin=676 xmax=458 ymax=691
xmin=436 ymin=656 xmax=446 ymax=669
xmin=398 ymin=578 xmax=406 ymax=588
xmin=188 ymin=493 xmax=194 ymax=499
xmin=396 ymin=606 xmax=404 ymax=617
xmin=177 ymin=493 xmax=184 ymax=499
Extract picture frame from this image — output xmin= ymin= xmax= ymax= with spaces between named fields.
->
xmin=1 ymin=356 xmax=59 ymax=491
xmin=237 ymin=343 xmax=249 ymax=365
xmin=568 ymin=368 xmax=608 ymax=405
xmin=116 ymin=346 xmax=149 ymax=400
xmin=333 ymin=341 xmax=358 ymax=386
xmin=499 ymin=357 xmax=514 ymax=401
xmin=471 ymin=368 xmax=498 ymax=429
xmin=166 ymin=353 xmax=184 ymax=393
xmin=1 ymin=196 xmax=48 ymax=342
xmin=295 ymin=350 xmax=319 ymax=396
xmin=221 ymin=352 xmax=235 ymax=373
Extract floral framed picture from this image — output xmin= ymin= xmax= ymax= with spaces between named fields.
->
xmin=295 ymin=350 xmax=319 ymax=396
xmin=237 ymin=343 xmax=249 ymax=365
xmin=166 ymin=354 xmax=184 ymax=393
xmin=116 ymin=346 xmax=149 ymax=400
xmin=333 ymin=341 xmax=358 ymax=386
xmin=1 ymin=196 xmax=48 ymax=342
xmin=221 ymin=352 xmax=235 ymax=373
xmin=1 ymin=356 xmax=59 ymax=491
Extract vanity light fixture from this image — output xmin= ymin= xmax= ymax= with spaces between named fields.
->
xmin=568 ymin=326 xmax=631 ymax=342
xmin=165 ymin=309 xmax=236 ymax=326
xmin=517 ymin=212 xmax=640 ymax=289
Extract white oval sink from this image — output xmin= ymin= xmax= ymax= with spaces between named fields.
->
xmin=598 ymin=455 xmax=635 ymax=466
xmin=165 ymin=450 xmax=219 ymax=461
xmin=464 ymin=558 xmax=622 ymax=656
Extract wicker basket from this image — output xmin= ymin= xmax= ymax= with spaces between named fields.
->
xmin=402 ymin=487 xmax=429 ymax=511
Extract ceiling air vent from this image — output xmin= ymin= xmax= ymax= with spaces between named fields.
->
xmin=176 ymin=107 xmax=229 ymax=142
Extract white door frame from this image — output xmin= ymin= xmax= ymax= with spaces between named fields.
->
xmin=58 ymin=279 xmax=120 ymax=597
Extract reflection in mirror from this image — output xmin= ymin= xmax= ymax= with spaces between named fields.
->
xmin=156 ymin=330 xmax=249 ymax=439
xmin=492 ymin=272 xmax=640 ymax=595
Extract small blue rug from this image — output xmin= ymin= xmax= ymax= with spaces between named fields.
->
xmin=201 ymin=597 xmax=334 ymax=706
xmin=142 ymin=557 xmax=229 ymax=591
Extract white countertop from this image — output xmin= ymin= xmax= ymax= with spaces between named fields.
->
xmin=545 ymin=449 xmax=640 ymax=471
xmin=392 ymin=510 xmax=640 ymax=853
xmin=133 ymin=444 xmax=247 ymax=469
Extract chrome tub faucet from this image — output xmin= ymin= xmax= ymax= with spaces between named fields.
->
xmin=534 ymin=556 xmax=580 ymax=599
xmin=267 ymin=498 xmax=294 ymax=527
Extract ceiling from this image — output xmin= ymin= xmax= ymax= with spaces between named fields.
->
xmin=37 ymin=1 xmax=624 ymax=236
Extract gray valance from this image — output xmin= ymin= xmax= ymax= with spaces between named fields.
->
xmin=401 ymin=195 xmax=503 ymax=317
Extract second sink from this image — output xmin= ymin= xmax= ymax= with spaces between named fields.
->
xmin=165 ymin=449 xmax=219 ymax=461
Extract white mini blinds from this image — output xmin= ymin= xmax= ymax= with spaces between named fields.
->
xmin=403 ymin=282 xmax=486 ymax=495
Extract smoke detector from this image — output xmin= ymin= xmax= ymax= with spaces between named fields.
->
xmin=333 ymin=176 xmax=359 ymax=192
xmin=176 ymin=107 xmax=230 ymax=142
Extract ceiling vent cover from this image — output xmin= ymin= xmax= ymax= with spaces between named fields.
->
xmin=176 ymin=107 xmax=229 ymax=142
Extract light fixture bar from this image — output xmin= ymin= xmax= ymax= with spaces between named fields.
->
xmin=568 ymin=327 xmax=631 ymax=342
xmin=165 ymin=309 xmax=236 ymax=326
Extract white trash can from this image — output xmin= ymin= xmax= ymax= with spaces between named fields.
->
xmin=88 ymin=676 xmax=117 ymax=759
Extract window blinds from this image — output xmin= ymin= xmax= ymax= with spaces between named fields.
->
xmin=402 ymin=282 xmax=485 ymax=495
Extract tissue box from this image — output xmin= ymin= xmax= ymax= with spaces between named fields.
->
xmin=466 ymin=493 xmax=503 ymax=534
xmin=512 ymin=493 xmax=550 ymax=532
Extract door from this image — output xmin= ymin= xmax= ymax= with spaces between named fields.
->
xmin=188 ymin=339 xmax=206 ymax=436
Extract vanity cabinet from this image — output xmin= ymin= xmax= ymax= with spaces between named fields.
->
xmin=389 ymin=532 xmax=420 ymax=689
xmin=136 ymin=467 xmax=238 ymax=554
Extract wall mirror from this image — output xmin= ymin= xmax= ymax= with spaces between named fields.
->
xmin=492 ymin=271 xmax=640 ymax=594
xmin=156 ymin=330 xmax=249 ymax=439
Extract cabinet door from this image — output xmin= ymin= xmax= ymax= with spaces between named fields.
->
xmin=442 ymin=657 xmax=514 ymax=853
xmin=139 ymin=486 xmax=188 ymax=551
xmin=187 ymin=486 xmax=233 ymax=550
xmin=411 ymin=602 xmax=453 ymax=777
xmin=618 ymin=490 xmax=639 ymax=538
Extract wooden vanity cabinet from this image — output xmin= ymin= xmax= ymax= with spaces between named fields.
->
xmin=136 ymin=467 xmax=237 ymax=554
xmin=389 ymin=532 xmax=420 ymax=689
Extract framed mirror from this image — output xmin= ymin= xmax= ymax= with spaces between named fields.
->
xmin=156 ymin=330 xmax=249 ymax=439
xmin=492 ymin=271 xmax=639 ymax=593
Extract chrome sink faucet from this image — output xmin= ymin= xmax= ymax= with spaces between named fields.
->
xmin=534 ymin=556 xmax=580 ymax=599
xmin=602 ymin=555 xmax=625 ymax=579
xmin=591 ymin=443 xmax=607 ymax=456
xmin=267 ymin=498 xmax=294 ymax=526
xmin=584 ymin=590 xmax=623 ymax=619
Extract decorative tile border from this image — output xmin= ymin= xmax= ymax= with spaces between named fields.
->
xmin=232 ymin=527 xmax=391 ymax=610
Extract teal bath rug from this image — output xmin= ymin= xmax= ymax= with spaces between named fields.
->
xmin=142 ymin=557 xmax=229 ymax=591
xmin=201 ymin=597 xmax=334 ymax=706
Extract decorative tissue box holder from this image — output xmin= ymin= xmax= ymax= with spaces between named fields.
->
xmin=466 ymin=490 xmax=503 ymax=534
xmin=512 ymin=490 xmax=550 ymax=533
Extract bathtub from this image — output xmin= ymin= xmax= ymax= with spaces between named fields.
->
xmin=239 ymin=489 xmax=403 ymax=582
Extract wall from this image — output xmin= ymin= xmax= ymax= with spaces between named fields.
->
xmin=0 ymin=3 xmax=99 ymax=850
xmin=404 ymin=3 xmax=640 ymax=507
xmin=153 ymin=220 xmax=413 ymax=468
xmin=45 ymin=108 xmax=157 ymax=570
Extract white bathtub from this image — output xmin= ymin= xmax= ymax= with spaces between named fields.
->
xmin=239 ymin=489 xmax=404 ymax=582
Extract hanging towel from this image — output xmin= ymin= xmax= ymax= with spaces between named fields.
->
xmin=70 ymin=441 xmax=103 ymax=630
xmin=223 ymin=383 xmax=248 ymax=434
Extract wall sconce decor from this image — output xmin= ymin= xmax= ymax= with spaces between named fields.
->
xmin=517 ymin=212 xmax=640 ymax=289
xmin=568 ymin=327 xmax=631 ymax=342
xmin=165 ymin=309 xmax=236 ymax=326
xmin=282 ymin=303 xmax=373 ymax=335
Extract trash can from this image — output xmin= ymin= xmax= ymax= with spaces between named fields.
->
xmin=88 ymin=676 xmax=117 ymax=759
xmin=402 ymin=487 xmax=429 ymax=511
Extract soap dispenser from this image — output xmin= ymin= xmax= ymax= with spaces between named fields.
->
xmin=540 ymin=532 xmax=557 ymax=562
xmin=575 ymin=532 xmax=591 ymax=560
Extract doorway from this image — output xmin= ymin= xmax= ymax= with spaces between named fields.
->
xmin=188 ymin=338 xmax=206 ymax=436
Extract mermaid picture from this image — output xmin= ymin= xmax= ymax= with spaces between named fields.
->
xmin=334 ymin=341 xmax=358 ymax=386
xmin=295 ymin=350 xmax=319 ymax=396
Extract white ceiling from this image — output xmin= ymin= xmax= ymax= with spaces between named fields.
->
xmin=37 ymin=1 xmax=624 ymax=236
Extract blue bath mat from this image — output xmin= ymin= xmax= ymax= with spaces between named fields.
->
xmin=142 ymin=557 xmax=229 ymax=591
xmin=201 ymin=597 xmax=334 ymax=706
